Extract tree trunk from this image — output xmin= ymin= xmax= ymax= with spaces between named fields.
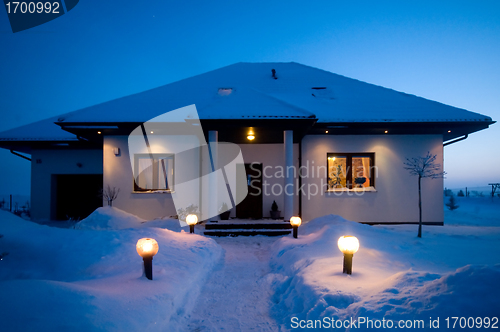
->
xmin=418 ymin=175 xmax=422 ymax=238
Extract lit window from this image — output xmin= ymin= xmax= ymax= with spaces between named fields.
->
xmin=327 ymin=153 xmax=375 ymax=190
xmin=134 ymin=154 xmax=174 ymax=191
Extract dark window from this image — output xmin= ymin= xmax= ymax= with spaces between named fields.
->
xmin=134 ymin=154 xmax=174 ymax=191
xmin=327 ymin=153 xmax=375 ymax=190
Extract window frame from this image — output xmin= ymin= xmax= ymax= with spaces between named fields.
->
xmin=133 ymin=153 xmax=175 ymax=192
xmin=326 ymin=152 xmax=375 ymax=190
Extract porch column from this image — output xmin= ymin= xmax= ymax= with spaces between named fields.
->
xmin=284 ymin=130 xmax=294 ymax=221
xmin=208 ymin=131 xmax=218 ymax=221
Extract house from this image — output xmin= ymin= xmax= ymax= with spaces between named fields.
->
xmin=0 ymin=62 xmax=494 ymax=224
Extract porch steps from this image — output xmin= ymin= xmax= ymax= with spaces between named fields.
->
xmin=203 ymin=220 xmax=292 ymax=237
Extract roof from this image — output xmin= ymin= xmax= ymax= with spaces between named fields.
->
xmin=0 ymin=62 xmax=494 ymax=143
xmin=0 ymin=115 xmax=77 ymax=142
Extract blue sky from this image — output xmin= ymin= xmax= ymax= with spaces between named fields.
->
xmin=0 ymin=0 xmax=499 ymax=195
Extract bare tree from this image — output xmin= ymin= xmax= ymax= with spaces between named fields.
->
xmin=100 ymin=185 xmax=120 ymax=207
xmin=404 ymin=152 xmax=446 ymax=238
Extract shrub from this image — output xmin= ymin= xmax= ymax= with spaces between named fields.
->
xmin=457 ymin=190 xmax=465 ymax=197
xmin=177 ymin=204 xmax=199 ymax=221
xmin=445 ymin=195 xmax=459 ymax=211
xmin=100 ymin=185 xmax=120 ymax=207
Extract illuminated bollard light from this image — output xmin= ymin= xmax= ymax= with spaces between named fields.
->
xmin=186 ymin=214 xmax=198 ymax=234
xmin=337 ymin=235 xmax=359 ymax=275
xmin=136 ymin=238 xmax=159 ymax=280
xmin=290 ymin=216 xmax=302 ymax=238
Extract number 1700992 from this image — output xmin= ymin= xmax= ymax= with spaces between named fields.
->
xmin=5 ymin=2 xmax=60 ymax=14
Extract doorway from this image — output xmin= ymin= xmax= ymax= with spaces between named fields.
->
xmin=236 ymin=163 xmax=262 ymax=219
xmin=53 ymin=174 xmax=103 ymax=221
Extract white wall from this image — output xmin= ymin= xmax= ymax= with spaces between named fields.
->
xmin=31 ymin=149 xmax=102 ymax=221
xmin=301 ymin=135 xmax=444 ymax=223
xmin=104 ymin=135 xmax=201 ymax=220
xmin=103 ymin=134 xmax=444 ymax=224
xmin=104 ymin=137 xmax=300 ymax=220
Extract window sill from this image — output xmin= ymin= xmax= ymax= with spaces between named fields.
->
xmin=326 ymin=187 xmax=377 ymax=193
xmin=132 ymin=190 xmax=174 ymax=194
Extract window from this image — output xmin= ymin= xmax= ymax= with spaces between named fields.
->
xmin=134 ymin=154 xmax=174 ymax=192
xmin=327 ymin=153 xmax=375 ymax=190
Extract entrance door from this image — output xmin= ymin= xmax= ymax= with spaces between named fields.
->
xmin=54 ymin=174 xmax=103 ymax=221
xmin=236 ymin=163 xmax=262 ymax=219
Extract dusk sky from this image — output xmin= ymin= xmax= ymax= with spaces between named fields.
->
xmin=1 ymin=0 xmax=499 ymax=195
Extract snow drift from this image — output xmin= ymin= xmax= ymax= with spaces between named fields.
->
xmin=0 ymin=209 xmax=222 ymax=331
xmin=270 ymin=214 xmax=500 ymax=330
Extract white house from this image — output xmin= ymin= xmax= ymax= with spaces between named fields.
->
xmin=0 ymin=62 xmax=494 ymax=224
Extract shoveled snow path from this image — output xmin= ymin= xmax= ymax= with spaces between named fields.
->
xmin=186 ymin=236 xmax=282 ymax=332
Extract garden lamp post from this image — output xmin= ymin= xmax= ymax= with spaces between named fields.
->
xmin=337 ymin=235 xmax=359 ymax=275
xmin=186 ymin=214 xmax=198 ymax=234
xmin=136 ymin=238 xmax=159 ymax=280
xmin=290 ymin=216 xmax=302 ymax=238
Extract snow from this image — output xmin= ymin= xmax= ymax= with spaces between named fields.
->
xmin=269 ymin=202 xmax=500 ymax=330
xmin=0 ymin=209 xmax=222 ymax=331
xmin=1 ymin=197 xmax=499 ymax=331
xmin=75 ymin=206 xmax=146 ymax=230
xmin=0 ymin=114 xmax=77 ymax=141
xmin=186 ymin=237 xmax=281 ymax=331
xmin=444 ymin=196 xmax=500 ymax=227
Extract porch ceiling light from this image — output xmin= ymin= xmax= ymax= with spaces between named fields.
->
xmin=186 ymin=214 xmax=198 ymax=234
xmin=290 ymin=216 xmax=302 ymax=238
xmin=136 ymin=238 xmax=159 ymax=280
xmin=338 ymin=235 xmax=359 ymax=275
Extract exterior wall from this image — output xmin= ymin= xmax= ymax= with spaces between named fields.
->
xmin=104 ymin=135 xmax=200 ymax=220
xmin=301 ymin=135 xmax=444 ymax=223
xmin=103 ymin=134 xmax=443 ymax=223
xmin=104 ymin=136 xmax=300 ymax=220
xmin=31 ymin=148 xmax=103 ymax=221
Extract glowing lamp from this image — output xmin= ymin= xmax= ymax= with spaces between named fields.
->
xmin=247 ymin=135 xmax=255 ymax=141
xmin=186 ymin=214 xmax=198 ymax=234
xmin=290 ymin=216 xmax=302 ymax=238
xmin=136 ymin=238 xmax=159 ymax=280
xmin=337 ymin=235 xmax=359 ymax=275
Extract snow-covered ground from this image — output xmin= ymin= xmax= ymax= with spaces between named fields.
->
xmin=0 ymin=208 xmax=222 ymax=331
xmin=1 ymin=198 xmax=499 ymax=331
xmin=269 ymin=198 xmax=500 ymax=330
xmin=185 ymin=237 xmax=281 ymax=331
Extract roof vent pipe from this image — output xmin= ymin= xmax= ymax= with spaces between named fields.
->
xmin=272 ymin=69 xmax=277 ymax=79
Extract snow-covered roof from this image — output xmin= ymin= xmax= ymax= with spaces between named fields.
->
xmin=53 ymin=62 xmax=492 ymax=124
xmin=0 ymin=115 xmax=77 ymax=142
xmin=0 ymin=62 xmax=493 ymax=142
